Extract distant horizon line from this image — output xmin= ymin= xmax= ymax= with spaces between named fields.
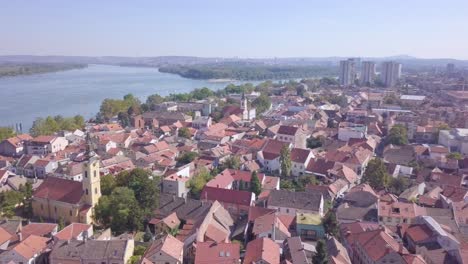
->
xmin=1 ymin=54 xmax=467 ymax=61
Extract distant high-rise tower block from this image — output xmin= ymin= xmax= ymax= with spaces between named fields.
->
xmin=381 ymin=61 xmax=402 ymax=87
xmin=446 ymin=63 xmax=455 ymax=75
xmin=361 ymin=61 xmax=376 ymax=85
xmin=339 ymin=59 xmax=356 ymax=86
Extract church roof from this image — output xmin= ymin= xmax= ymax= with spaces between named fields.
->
xmin=33 ymin=177 xmax=83 ymax=204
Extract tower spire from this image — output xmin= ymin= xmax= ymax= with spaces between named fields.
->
xmin=85 ymin=133 xmax=96 ymax=159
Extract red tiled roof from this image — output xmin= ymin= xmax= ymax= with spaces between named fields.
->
xmin=195 ymin=242 xmax=240 ymax=264
xmin=200 ymin=187 xmax=253 ymax=206
xmin=34 ymin=159 xmax=51 ymax=167
xmin=277 ymin=125 xmax=299 ymax=136
xmin=405 ymin=224 xmax=434 ymax=242
xmin=291 ymin=148 xmax=311 ymax=163
xmin=33 ymin=177 xmax=83 ymax=204
xmin=0 ymin=227 xmax=11 ymax=245
xmin=54 ymin=223 xmax=91 ymax=240
xmin=142 ymin=234 xmax=183 ymax=264
xmin=355 ymin=229 xmax=408 ymax=262
xmin=21 ymin=223 xmax=57 ymax=239
xmin=12 ymin=235 xmax=49 ymax=259
xmin=244 ymin=237 xmax=280 ymax=264
xmin=248 ymin=206 xmax=276 ymax=222
xmin=31 ymin=135 xmax=56 ymax=144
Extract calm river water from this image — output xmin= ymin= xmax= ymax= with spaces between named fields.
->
xmin=0 ymin=64 xmax=251 ymax=131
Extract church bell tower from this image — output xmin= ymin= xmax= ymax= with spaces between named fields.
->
xmin=82 ymin=133 xmax=101 ymax=207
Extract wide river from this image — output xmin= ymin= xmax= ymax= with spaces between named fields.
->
xmin=0 ymin=64 xmax=253 ymax=131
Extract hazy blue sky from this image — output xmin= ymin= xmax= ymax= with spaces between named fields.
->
xmin=1 ymin=0 xmax=468 ymax=59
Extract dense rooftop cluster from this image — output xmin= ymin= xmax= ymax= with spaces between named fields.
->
xmin=1 ymin=64 xmax=468 ymax=263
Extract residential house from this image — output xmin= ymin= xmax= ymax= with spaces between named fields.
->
xmin=276 ymin=125 xmax=307 ymax=148
xmin=379 ymin=200 xmax=427 ymax=226
xmin=267 ymin=190 xmax=324 ymax=217
xmin=438 ymin=128 xmax=468 ymax=154
xmin=338 ymin=122 xmax=367 ymax=141
xmin=244 ymin=237 xmax=280 ymax=264
xmin=291 ymin=148 xmax=314 ymax=177
xmin=296 ymin=212 xmax=325 ymax=241
xmin=21 ymin=222 xmax=58 ymax=240
xmin=0 ymin=134 xmax=33 ymax=157
xmin=200 ymin=187 xmax=255 ymax=216
xmin=0 ymin=235 xmax=50 ymax=264
xmin=194 ymin=241 xmax=240 ymax=264
xmin=192 ymin=116 xmax=212 ymax=130
xmin=26 ymin=135 xmax=68 ymax=155
xmin=252 ymin=212 xmax=291 ymax=241
xmin=49 ymin=238 xmax=134 ymax=264
xmin=54 ymin=223 xmax=93 ymax=241
xmin=327 ymin=237 xmax=352 ymax=264
xmin=257 ymin=139 xmax=290 ymax=173
xmin=33 ymin=159 xmax=57 ymax=178
xmin=283 ymin=237 xmax=311 ymax=264
xmin=151 ymin=212 xmax=181 ymax=236
xmin=141 ymin=234 xmax=184 ymax=264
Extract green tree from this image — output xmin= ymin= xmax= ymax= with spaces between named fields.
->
xmin=134 ymin=245 xmax=147 ymax=256
xmin=94 ymin=187 xmax=143 ymax=233
xmin=280 ymin=145 xmax=292 ymax=177
xmin=0 ymin=190 xmax=24 ymax=217
xmin=20 ymin=182 xmax=33 ymax=218
xmin=30 ymin=115 xmax=85 ymax=136
xmin=222 ymin=156 xmax=241 ymax=170
xmin=388 ymin=177 xmax=410 ymax=195
xmin=307 ymin=137 xmax=323 ymax=149
xmin=118 ymin=112 xmax=131 ymax=127
xmin=115 ymin=168 xmax=160 ymax=211
xmin=250 ymin=171 xmax=262 ymax=196
xmin=447 ymin=152 xmax=463 ymax=160
xmin=323 ymin=211 xmax=339 ymax=237
xmin=146 ymin=94 xmax=165 ymax=109
xmin=178 ymin=127 xmax=192 ymax=139
xmin=187 ymin=167 xmax=212 ymax=199
xmin=58 ymin=217 xmax=65 ymax=231
xmin=362 ymin=158 xmax=390 ymax=190
xmin=252 ymin=94 xmax=272 ymax=116
xmin=386 ymin=125 xmax=408 ymax=146
xmin=100 ymin=174 xmax=116 ymax=196
xmin=143 ymin=225 xmax=153 ymax=242
xmin=296 ymin=175 xmax=318 ymax=191
xmin=0 ymin=127 xmax=15 ymax=141
xmin=280 ymin=179 xmax=295 ymax=190
xmin=177 ymin=152 xmax=198 ymax=166
xmin=312 ymin=239 xmax=328 ymax=264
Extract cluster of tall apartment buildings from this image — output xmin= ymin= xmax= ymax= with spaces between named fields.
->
xmin=339 ymin=58 xmax=402 ymax=87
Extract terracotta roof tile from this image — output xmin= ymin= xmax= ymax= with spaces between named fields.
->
xmin=195 ymin=241 xmax=240 ymax=264
xmin=33 ymin=177 xmax=83 ymax=204
xmin=244 ymin=237 xmax=280 ymax=264
xmin=54 ymin=223 xmax=91 ymax=240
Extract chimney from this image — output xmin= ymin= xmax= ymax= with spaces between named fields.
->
xmin=17 ymin=231 xmax=22 ymax=242
xmin=83 ymin=230 xmax=88 ymax=242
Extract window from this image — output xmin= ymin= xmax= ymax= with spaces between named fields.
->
xmin=84 ymin=171 xmax=88 ymax=178
xmin=94 ymin=170 xmax=97 ymax=178
xmin=54 ymin=206 xmax=57 ymax=213
xmin=86 ymin=189 xmax=89 ymax=195
xmin=69 ymin=210 xmax=72 ymax=216
xmin=95 ymin=188 xmax=98 ymax=194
